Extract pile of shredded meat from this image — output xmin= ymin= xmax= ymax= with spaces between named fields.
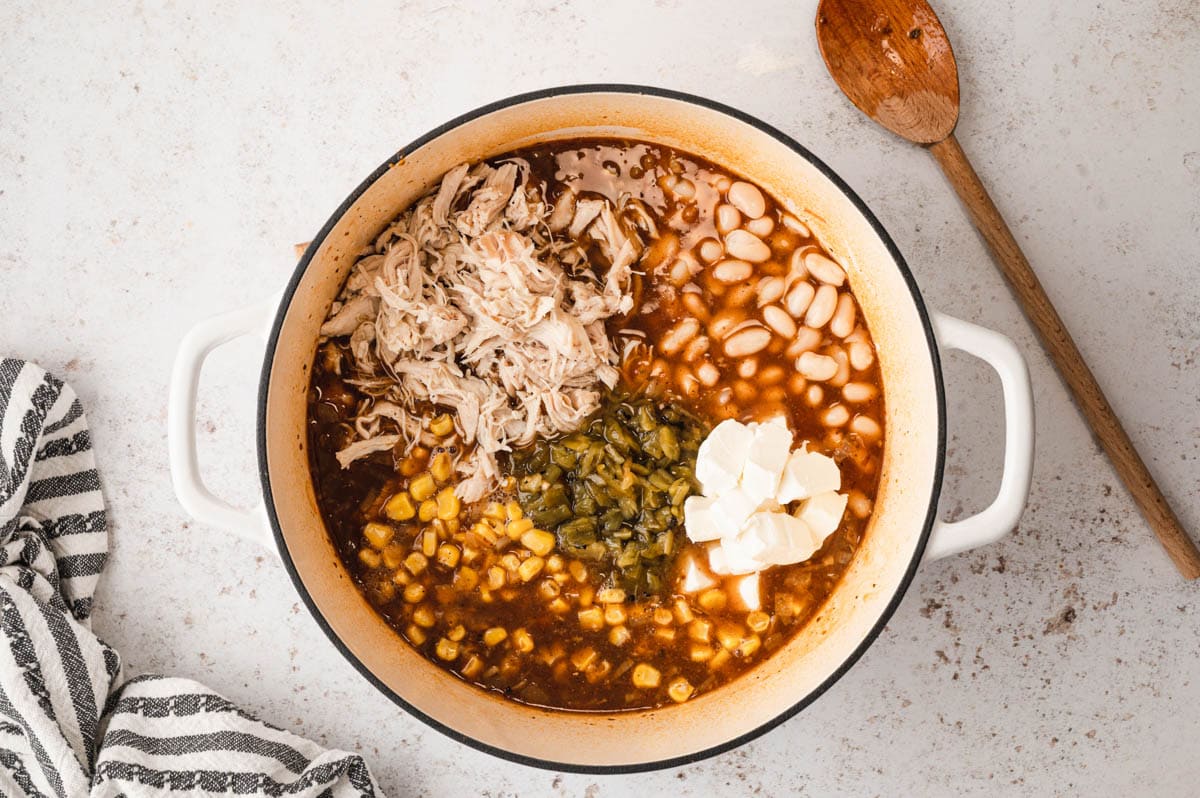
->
xmin=320 ymin=159 xmax=657 ymax=501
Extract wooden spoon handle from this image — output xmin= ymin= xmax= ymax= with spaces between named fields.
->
xmin=928 ymin=133 xmax=1200 ymax=579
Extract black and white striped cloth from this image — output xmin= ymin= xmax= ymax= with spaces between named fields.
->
xmin=0 ymin=359 xmax=383 ymax=797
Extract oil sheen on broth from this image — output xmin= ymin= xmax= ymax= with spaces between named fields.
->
xmin=308 ymin=140 xmax=884 ymax=711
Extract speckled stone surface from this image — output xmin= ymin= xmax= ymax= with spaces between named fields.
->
xmin=2 ymin=1 xmax=1198 ymax=795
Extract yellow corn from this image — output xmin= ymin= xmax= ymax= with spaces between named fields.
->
xmin=404 ymin=552 xmax=428 ymax=575
xmin=402 ymin=583 xmax=425 ymax=603
xmin=604 ymin=604 xmax=627 ymax=626
xmin=673 ymin=598 xmax=694 ymax=625
xmin=520 ymin=528 xmax=555 ymax=557
xmin=571 ymin=647 xmax=598 ymax=671
xmin=506 ymin=517 xmax=534 ymax=539
xmin=382 ymin=493 xmax=416 ymax=522
xmin=410 ymin=474 xmax=436 ymax=502
xmin=578 ymin=586 xmax=594 ymax=608
xmin=698 ymin=588 xmax=727 ymax=612
xmin=421 ymin=528 xmax=437 ymax=557
xmin=546 ymin=554 xmax=564 ymax=574
xmin=518 ymin=556 xmax=545 ymax=582
xmin=406 ymin=624 xmax=427 ymax=646
xmin=470 ymin=522 xmax=498 ymax=545
xmin=461 ymin=655 xmax=483 ymax=679
xmin=578 ymin=606 xmax=604 ymax=631
xmin=499 ymin=553 xmax=521 ymax=574
xmin=362 ymin=522 xmax=395 ymax=549
xmin=429 ymin=413 xmax=455 ymax=437
xmin=736 ymin=635 xmax=762 ymax=658
xmin=710 ymin=649 xmax=732 ymax=670
xmin=653 ymin=607 xmax=674 ymax=626
xmin=381 ymin=543 xmax=406 ymax=570
xmin=436 ymin=543 xmax=460 ymax=569
xmin=487 ymin=566 xmax=507 ymax=590
xmin=654 ymin=627 xmax=677 ymax=643
xmin=412 ymin=605 xmax=435 ymax=628
xmin=547 ymin=597 xmax=571 ymax=614
xmin=511 ymin=628 xmax=534 ymax=653
xmin=596 ymin=588 xmax=626 ymax=605
xmin=505 ymin=501 xmax=523 ymax=521
xmin=398 ymin=456 xmax=423 ymax=477
xmin=430 ymin=452 xmax=453 ymax=483
xmin=435 ymin=638 xmax=460 ymax=661
xmin=689 ymin=644 xmax=714 ymax=662
xmin=716 ymin=624 xmax=744 ymax=652
xmin=418 ymin=499 xmax=438 ymax=522
xmin=746 ymin=611 xmax=771 ymax=633
xmin=632 ymin=663 xmax=661 ymax=689
xmin=608 ymin=626 xmax=631 ymax=646
xmin=688 ymin=619 xmax=713 ymax=643
xmin=391 ymin=569 xmax=411 ymax=586
xmin=357 ymin=548 xmax=381 ymax=568
xmin=483 ymin=502 xmax=507 ymax=522
xmin=667 ymin=677 xmax=694 ymax=703
xmin=568 ymin=560 xmax=588 ymax=583
xmin=446 ymin=623 xmax=466 ymax=642
xmin=584 ymin=659 xmax=612 ymax=684
xmin=483 ymin=627 xmax=508 ymax=647
xmin=537 ymin=579 xmax=560 ymax=601
xmin=436 ymin=487 xmax=460 ymax=520
xmin=453 ymin=566 xmax=478 ymax=591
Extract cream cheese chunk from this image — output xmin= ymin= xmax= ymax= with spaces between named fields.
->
xmin=684 ymin=416 xmax=847 ymax=576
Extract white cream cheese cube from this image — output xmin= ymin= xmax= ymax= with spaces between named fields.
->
xmin=695 ymin=418 xmax=755 ymax=494
xmin=708 ymin=487 xmax=759 ymax=536
xmin=678 ymin=550 xmax=718 ymax=593
xmin=776 ymin=444 xmax=842 ymax=505
xmin=683 ymin=494 xmax=723 ymax=543
xmin=740 ymin=416 xmax=792 ymax=503
xmin=707 ymin=539 xmax=764 ymax=575
xmin=729 ymin=572 xmax=762 ymax=611
xmin=795 ymin=490 xmax=849 ymax=545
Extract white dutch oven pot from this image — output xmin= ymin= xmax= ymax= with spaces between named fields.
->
xmin=167 ymin=86 xmax=1034 ymax=772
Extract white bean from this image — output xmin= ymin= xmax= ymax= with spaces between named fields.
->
xmin=659 ymin=318 xmax=701 ymax=356
xmin=756 ymin=276 xmax=786 ymax=306
xmin=785 ymin=326 xmax=823 ymax=358
xmin=805 ymin=384 xmax=824 ymax=407
xmin=708 ymin=309 xmax=745 ymax=340
xmin=733 ymin=379 xmax=757 ymax=403
xmin=849 ymin=341 xmax=875 ymax=371
xmin=804 ymin=252 xmax=846 ymax=286
xmin=727 ymin=181 xmax=766 ymax=218
xmin=797 ymin=351 xmax=838 ymax=381
xmin=850 ymin=414 xmax=882 ymax=441
xmin=788 ymin=248 xmax=810 ymax=281
xmin=788 ymin=372 xmax=807 ymax=396
xmin=781 ymin=214 xmax=811 ymax=238
xmin=842 ymin=382 xmax=879 ymax=403
xmin=805 ymin=284 xmax=838 ymax=328
xmin=726 ymin=282 xmax=758 ymax=307
xmin=785 ymin=281 xmax=816 ymax=318
xmin=844 ymin=325 xmax=869 ymax=344
xmin=746 ymin=216 xmax=775 ymax=238
xmin=677 ymin=366 xmax=700 ymax=398
xmin=713 ymin=175 xmax=733 ymax=193
xmin=829 ymin=347 xmax=851 ymax=387
xmin=762 ymin=305 xmax=797 ymax=339
xmin=683 ymin=335 xmax=710 ymax=363
xmin=669 ymin=252 xmax=700 ymax=286
xmin=830 ymin=294 xmax=857 ymax=338
xmin=762 ymin=386 xmax=787 ymax=404
xmin=758 ymin=364 xmax=785 ymax=385
xmin=698 ymin=238 xmax=724 ymax=263
xmin=724 ymin=326 xmax=773 ymax=357
xmin=712 ymin=259 xmax=754 ymax=284
xmin=697 ymin=362 xmax=721 ymax=386
xmin=716 ymin=204 xmax=742 ymax=234
xmin=724 ymin=229 xmax=771 ymax=263
xmin=682 ymin=291 xmax=710 ymax=322
xmin=848 ymin=489 xmax=872 ymax=519
xmin=737 ymin=356 xmax=758 ymax=378
xmin=822 ymin=404 xmax=850 ymax=427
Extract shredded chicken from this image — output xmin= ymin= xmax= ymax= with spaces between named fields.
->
xmin=321 ymin=159 xmax=653 ymax=501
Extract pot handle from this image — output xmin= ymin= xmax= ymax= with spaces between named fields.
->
xmin=167 ymin=296 xmax=280 ymax=553
xmin=923 ymin=311 xmax=1035 ymax=561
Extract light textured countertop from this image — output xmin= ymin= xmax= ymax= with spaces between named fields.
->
xmin=2 ymin=1 xmax=1198 ymax=795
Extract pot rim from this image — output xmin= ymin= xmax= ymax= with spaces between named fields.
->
xmin=256 ymin=83 xmax=947 ymax=774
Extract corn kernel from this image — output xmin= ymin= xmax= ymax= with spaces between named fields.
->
xmin=357 ymin=548 xmax=381 ymax=568
xmin=404 ymin=551 xmax=427 ymax=575
xmin=537 ymin=578 xmax=561 ymax=601
xmin=571 ymin=646 xmax=598 ymax=671
xmin=362 ymin=522 xmax=395 ymax=549
xmin=608 ymin=625 xmax=631 ymax=646
xmin=381 ymin=543 xmax=406 ymax=570
xmin=375 ymin=581 xmax=396 ymax=603
xmin=688 ymin=619 xmax=713 ymax=643
xmin=384 ymin=490 xmax=417 ymax=520
xmin=716 ymin=624 xmax=744 ymax=652
xmin=604 ymin=604 xmax=627 ymax=626
xmin=667 ymin=677 xmax=694 ymax=703
xmin=547 ymin=597 xmax=571 ymax=614
xmin=518 ymin=556 xmax=545 ymax=582
xmin=520 ymin=528 xmax=556 ymax=557
xmin=435 ymin=638 xmax=460 ymax=661
xmin=446 ymin=623 xmax=466 ymax=642
xmin=436 ymin=543 xmax=461 ymax=568
xmin=461 ymin=545 xmax=481 ymax=564
xmin=654 ymin=626 xmax=677 ymax=643
xmin=568 ymin=560 xmax=588 ymax=582
xmin=483 ymin=627 xmax=508 ymax=647
xmin=673 ymin=598 xmax=694 ymax=625
xmin=596 ymin=588 xmax=627 ymax=605
xmin=512 ymin=628 xmax=534 ymax=653
xmin=399 ymin=456 xmax=423 ymax=477
xmin=453 ymin=566 xmax=478 ymax=591
xmin=505 ymin=501 xmax=524 ymax=521
xmin=653 ymin=607 xmax=674 ymax=626
xmin=546 ymin=554 xmax=564 ymax=573
xmin=436 ymin=487 xmax=460 ymax=520
xmin=698 ymin=588 xmax=727 ymax=612
xmin=406 ymin=624 xmax=427 ymax=646
xmin=461 ymin=654 xmax=483 ymax=679
xmin=710 ymin=649 xmax=732 ymax=670
xmin=470 ymin=522 xmax=498 ymax=545
xmin=500 ymin=553 xmax=521 ymax=574
xmin=418 ymin=499 xmax=438 ymax=522
xmin=578 ymin=586 xmax=594 ymax=608
xmin=430 ymin=452 xmax=453 ymax=483
xmin=483 ymin=502 xmax=507 ymax=522
xmin=632 ymin=663 xmax=661 ymax=689
xmin=578 ymin=606 xmax=605 ymax=631
xmin=429 ymin=413 xmax=455 ymax=437
xmin=506 ymin=517 xmax=534 ymax=539
xmin=421 ymin=528 xmax=437 ymax=557
xmin=736 ymin=634 xmax=762 ymax=658
xmin=689 ymin=644 xmax=714 ymax=662
xmin=412 ymin=604 xmax=435 ymax=628
xmin=391 ymin=569 xmax=411 ymax=586
xmin=402 ymin=583 xmax=426 ymax=603
xmin=487 ymin=566 xmax=507 ymax=590
xmin=746 ymin=611 xmax=771 ymax=633
xmin=410 ymin=474 xmax=436 ymax=502
xmin=585 ymin=659 xmax=612 ymax=684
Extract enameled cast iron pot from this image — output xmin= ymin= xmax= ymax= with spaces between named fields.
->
xmin=167 ymin=85 xmax=1035 ymax=773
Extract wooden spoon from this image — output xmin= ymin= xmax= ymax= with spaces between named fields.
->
xmin=816 ymin=0 xmax=1200 ymax=578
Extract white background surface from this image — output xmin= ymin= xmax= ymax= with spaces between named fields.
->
xmin=2 ymin=1 xmax=1199 ymax=795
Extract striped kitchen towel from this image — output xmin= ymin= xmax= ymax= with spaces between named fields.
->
xmin=0 ymin=358 xmax=383 ymax=797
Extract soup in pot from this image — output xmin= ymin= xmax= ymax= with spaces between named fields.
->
xmin=307 ymin=140 xmax=884 ymax=711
